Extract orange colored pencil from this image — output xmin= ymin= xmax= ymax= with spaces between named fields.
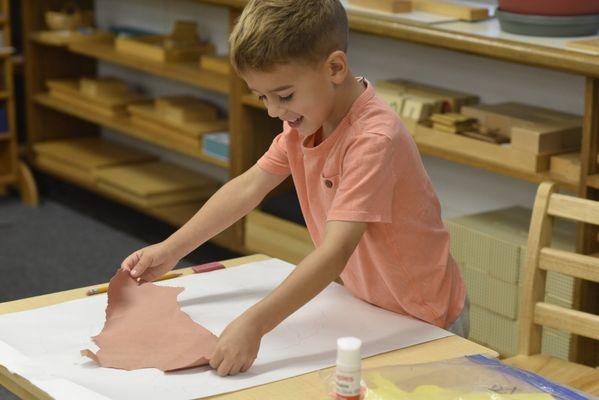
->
xmin=86 ymin=272 xmax=183 ymax=296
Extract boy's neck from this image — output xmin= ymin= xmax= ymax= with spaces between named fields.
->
xmin=320 ymin=74 xmax=365 ymax=142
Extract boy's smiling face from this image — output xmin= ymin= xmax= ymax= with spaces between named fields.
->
xmin=242 ymin=60 xmax=341 ymax=137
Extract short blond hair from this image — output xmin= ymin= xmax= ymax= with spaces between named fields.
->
xmin=229 ymin=0 xmax=348 ymax=72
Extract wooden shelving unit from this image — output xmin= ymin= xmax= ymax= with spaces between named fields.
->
xmin=34 ymin=94 xmax=229 ymax=169
xmin=21 ymin=0 xmax=598 ymax=363
xmin=21 ymin=0 xmax=239 ymax=250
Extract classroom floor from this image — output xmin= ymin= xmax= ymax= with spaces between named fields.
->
xmin=0 ymin=174 xmax=240 ymax=400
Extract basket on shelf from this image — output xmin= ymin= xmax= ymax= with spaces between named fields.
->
xmin=45 ymin=3 xmax=94 ymax=31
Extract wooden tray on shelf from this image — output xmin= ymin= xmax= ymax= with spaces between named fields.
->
xmin=47 ymin=79 xmax=147 ymax=117
xmin=115 ymin=35 xmax=215 ymax=62
xmin=95 ymin=160 xmax=219 ymax=208
xmin=128 ymin=101 xmax=228 ymax=139
xmin=33 ymin=137 xmax=156 ymax=184
xmin=414 ymin=124 xmax=551 ymax=172
xmin=32 ymin=29 xmax=113 ymax=46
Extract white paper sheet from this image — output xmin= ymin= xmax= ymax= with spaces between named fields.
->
xmin=0 ymin=258 xmax=451 ymax=400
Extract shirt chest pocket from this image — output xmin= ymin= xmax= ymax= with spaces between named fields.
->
xmin=320 ymin=165 xmax=340 ymax=205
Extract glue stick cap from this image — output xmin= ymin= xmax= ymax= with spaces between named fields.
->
xmin=336 ymin=337 xmax=362 ymax=366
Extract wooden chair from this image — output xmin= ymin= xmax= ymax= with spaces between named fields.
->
xmin=503 ymin=181 xmax=599 ymax=396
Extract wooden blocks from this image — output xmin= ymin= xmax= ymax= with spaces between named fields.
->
xmin=412 ymin=0 xmax=489 ymax=21
xmin=167 ymin=20 xmax=201 ymax=48
xmin=155 ymin=95 xmax=218 ymax=124
xmin=115 ymin=21 xmax=214 ymax=63
xmin=47 ymin=78 xmax=147 ymax=117
xmin=377 ymin=79 xmax=479 ymax=114
xmin=401 ymin=96 xmax=437 ymax=121
xmin=200 ymin=54 xmax=231 ymax=75
xmin=415 ymin=124 xmax=551 ymax=172
xmin=511 ymin=124 xmax=581 ymax=155
xmin=79 ymin=77 xmax=129 ymax=98
xmin=95 ymin=161 xmax=218 ymax=208
xmin=550 ymin=152 xmax=580 ymax=184
xmin=430 ymin=112 xmax=476 ymax=134
xmin=349 ymin=0 xmax=412 ymax=13
xmin=461 ymin=102 xmax=581 ymax=140
xmin=33 ymin=137 xmax=156 ymax=185
xmin=128 ymin=96 xmax=227 ymax=142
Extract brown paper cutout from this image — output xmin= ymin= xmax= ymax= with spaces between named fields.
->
xmin=81 ymin=269 xmax=217 ymax=371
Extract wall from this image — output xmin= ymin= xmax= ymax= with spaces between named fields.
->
xmin=95 ymin=0 xmax=586 ymax=218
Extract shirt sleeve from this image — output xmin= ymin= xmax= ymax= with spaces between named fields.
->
xmin=257 ymin=129 xmax=291 ymax=175
xmin=327 ymin=132 xmax=397 ymax=223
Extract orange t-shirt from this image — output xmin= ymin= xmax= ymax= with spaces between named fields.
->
xmin=257 ymin=79 xmax=466 ymax=328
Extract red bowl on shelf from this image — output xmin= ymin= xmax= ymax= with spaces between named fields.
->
xmin=499 ymin=0 xmax=599 ymax=16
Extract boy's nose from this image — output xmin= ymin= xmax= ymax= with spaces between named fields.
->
xmin=267 ymin=103 xmax=283 ymax=119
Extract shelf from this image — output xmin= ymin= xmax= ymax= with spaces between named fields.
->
xmin=30 ymin=155 xmax=233 ymax=249
xmin=67 ymin=41 xmax=230 ymax=94
xmin=0 ymin=132 xmax=11 ymax=141
xmin=29 ymin=32 xmax=68 ymax=47
xmin=34 ymin=94 xmax=230 ymax=169
xmin=239 ymin=106 xmax=579 ymax=191
xmin=241 ymin=93 xmax=265 ymax=110
xmin=193 ymin=0 xmax=599 ymax=78
xmin=411 ymin=127 xmax=579 ymax=192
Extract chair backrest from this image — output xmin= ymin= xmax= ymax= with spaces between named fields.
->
xmin=518 ymin=181 xmax=599 ymax=356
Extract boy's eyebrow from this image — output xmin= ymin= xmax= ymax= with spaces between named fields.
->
xmin=249 ymin=84 xmax=294 ymax=94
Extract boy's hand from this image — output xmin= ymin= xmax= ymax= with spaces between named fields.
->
xmin=120 ymin=242 xmax=180 ymax=282
xmin=210 ymin=314 xmax=262 ymax=376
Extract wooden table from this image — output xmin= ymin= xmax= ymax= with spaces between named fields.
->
xmin=0 ymin=254 xmax=497 ymax=400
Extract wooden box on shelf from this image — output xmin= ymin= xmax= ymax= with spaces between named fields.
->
xmin=115 ymin=20 xmax=214 ymax=63
xmin=47 ymin=78 xmax=147 ymax=117
xmin=128 ymin=96 xmax=227 ymax=143
xmin=95 ymin=160 xmax=219 ymax=208
xmin=33 ymin=137 xmax=156 ymax=185
xmin=155 ymin=95 xmax=218 ymax=124
xmin=461 ymin=102 xmax=582 ymax=141
xmin=550 ymin=152 xmax=580 ymax=184
xmin=377 ymin=79 xmax=480 ymax=114
xmin=79 ymin=77 xmax=129 ymax=98
xmin=199 ymin=54 xmax=231 ymax=75
xmin=510 ymin=122 xmax=581 ymax=155
xmin=115 ymin=35 xmax=214 ymax=62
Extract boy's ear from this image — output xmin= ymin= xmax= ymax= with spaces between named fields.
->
xmin=325 ymin=50 xmax=348 ymax=84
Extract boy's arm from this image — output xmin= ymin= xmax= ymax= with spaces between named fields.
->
xmin=210 ymin=219 xmax=367 ymax=376
xmin=126 ymin=164 xmax=288 ymax=279
xmin=165 ymin=164 xmax=288 ymax=258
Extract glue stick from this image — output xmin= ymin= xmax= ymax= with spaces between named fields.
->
xmin=335 ymin=337 xmax=362 ymax=400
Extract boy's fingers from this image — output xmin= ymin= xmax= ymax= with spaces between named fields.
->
xmin=209 ymin=350 xmax=223 ymax=371
xmin=131 ymin=252 xmax=153 ymax=277
xmin=217 ymin=358 xmax=233 ymax=377
xmin=241 ymin=358 xmax=253 ymax=373
xmin=138 ymin=264 xmax=165 ymax=282
xmin=229 ymin=361 xmax=243 ymax=376
xmin=121 ymin=250 xmax=143 ymax=271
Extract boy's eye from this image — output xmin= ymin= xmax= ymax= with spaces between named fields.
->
xmin=258 ymin=95 xmax=267 ymax=102
xmin=280 ymin=93 xmax=294 ymax=102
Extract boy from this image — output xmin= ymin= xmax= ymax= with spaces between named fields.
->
xmin=121 ymin=0 xmax=467 ymax=377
